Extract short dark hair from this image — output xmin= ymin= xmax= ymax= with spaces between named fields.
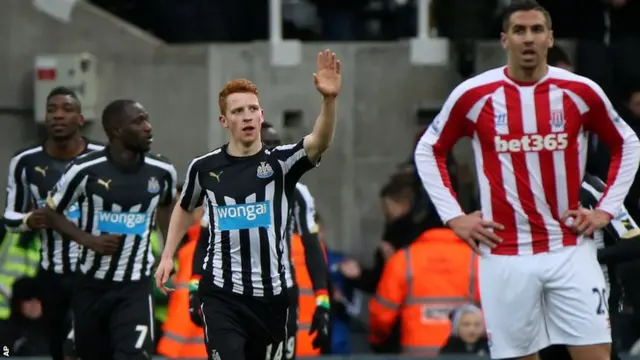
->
xmin=46 ymin=86 xmax=81 ymax=110
xmin=501 ymin=0 xmax=552 ymax=32
xmin=380 ymin=179 xmax=415 ymax=203
xmin=101 ymin=99 xmax=136 ymax=133
xmin=262 ymin=121 xmax=274 ymax=129
xmin=547 ymin=45 xmax=571 ymax=67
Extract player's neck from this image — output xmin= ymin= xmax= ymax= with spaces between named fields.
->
xmin=108 ymin=142 xmax=141 ymax=168
xmin=44 ymin=135 xmax=86 ymax=160
xmin=227 ymin=140 xmax=262 ymax=157
xmin=506 ymin=64 xmax=548 ymax=85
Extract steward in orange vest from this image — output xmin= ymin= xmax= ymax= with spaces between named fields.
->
xmin=290 ymin=231 xmax=330 ymax=357
xmin=369 ymin=228 xmax=480 ymax=357
xmin=156 ymin=220 xmax=207 ymax=359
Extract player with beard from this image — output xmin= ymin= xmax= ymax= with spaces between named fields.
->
xmin=43 ymin=99 xmax=178 ymax=360
xmin=3 ymin=86 xmax=104 ymax=360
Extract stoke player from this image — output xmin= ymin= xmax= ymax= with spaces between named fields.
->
xmin=413 ymin=1 xmax=640 ymax=360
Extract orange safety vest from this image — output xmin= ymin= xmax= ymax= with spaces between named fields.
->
xmin=369 ymin=228 xmax=479 ymax=357
xmin=290 ymin=232 xmax=322 ymax=357
xmin=157 ymin=224 xmax=207 ymax=359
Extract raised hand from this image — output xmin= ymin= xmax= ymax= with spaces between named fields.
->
xmin=314 ymin=49 xmax=342 ymax=98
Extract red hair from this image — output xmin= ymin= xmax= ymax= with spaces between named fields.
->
xmin=218 ymin=79 xmax=259 ymax=115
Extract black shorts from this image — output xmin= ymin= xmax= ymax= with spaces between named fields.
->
xmin=285 ymin=287 xmax=299 ymax=360
xmin=71 ymin=277 xmax=154 ymax=360
xmin=199 ymin=287 xmax=290 ymax=360
xmin=37 ymin=270 xmax=74 ymax=360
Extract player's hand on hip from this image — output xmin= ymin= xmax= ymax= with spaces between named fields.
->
xmin=314 ymin=49 xmax=342 ymax=98
xmin=83 ymin=234 xmax=123 ymax=255
xmin=447 ymin=211 xmax=504 ymax=254
xmin=562 ymin=208 xmax=611 ymax=237
xmin=154 ymin=258 xmax=175 ymax=295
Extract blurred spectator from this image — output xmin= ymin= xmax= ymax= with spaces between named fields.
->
xmin=320 ymin=214 xmax=362 ymax=355
xmin=311 ymin=0 xmax=367 ymax=40
xmin=5 ymin=277 xmax=48 ymax=356
xmin=439 ymin=305 xmax=489 ymax=356
xmin=369 ymin=228 xmax=479 ymax=356
xmin=0 ymin=222 xmax=41 ymax=348
xmin=547 ymin=45 xmax=573 ymax=72
xmin=339 ymin=175 xmax=430 ymax=294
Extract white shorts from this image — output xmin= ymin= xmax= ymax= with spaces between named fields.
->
xmin=479 ymin=240 xmax=611 ymax=359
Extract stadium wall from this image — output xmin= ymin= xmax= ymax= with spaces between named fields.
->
xmin=0 ymin=0 xmax=575 ymax=257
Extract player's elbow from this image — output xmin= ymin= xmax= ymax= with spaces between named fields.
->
xmin=304 ymin=134 xmax=330 ymax=161
xmin=627 ymin=132 xmax=640 ymax=153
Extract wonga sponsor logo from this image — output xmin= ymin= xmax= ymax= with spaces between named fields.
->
xmin=66 ymin=203 xmax=80 ymax=220
xmin=96 ymin=211 xmax=148 ymax=236
xmin=494 ymin=133 xmax=568 ymax=153
xmin=216 ymin=201 xmax=271 ymax=231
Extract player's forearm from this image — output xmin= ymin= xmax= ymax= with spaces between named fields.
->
xmin=301 ymin=233 xmax=329 ymax=293
xmin=162 ymin=204 xmax=194 ymax=260
xmin=191 ymin=225 xmax=208 ymax=277
xmin=598 ymin=133 xmax=640 ymax=215
xmin=156 ymin=204 xmax=173 ymax=241
xmin=43 ymin=207 xmax=90 ymax=245
xmin=307 ymin=96 xmax=337 ymax=158
xmin=414 ymin=136 xmax=465 ymax=224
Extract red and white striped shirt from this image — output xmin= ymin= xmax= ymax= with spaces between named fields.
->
xmin=415 ymin=66 xmax=640 ymax=255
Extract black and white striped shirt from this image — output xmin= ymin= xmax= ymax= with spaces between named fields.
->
xmin=180 ymin=139 xmax=317 ymax=298
xmin=3 ymin=140 xmax=104 ymax=274
xmin=282 ymin=182 xmax=319 ymax=288
xmin=581 ymin=173 xmax=640 ymax=313
xmin=46 ymin=149 xmax=177 ymax=282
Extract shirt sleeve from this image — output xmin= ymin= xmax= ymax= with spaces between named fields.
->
xmin=581 ymin=176 xmax=640 ymax=239
xmin=294 ymin=185 xmax=328 ymax=292
xmin=46 ymin=163 xmax=88 ymax=214
xmin=582 ymin=80 xmax=640 ymax=216
xmin=293 ymin=185 xmax=319 ymax=237
xmin=3 ymin=152 xmax=32 ymax=229
xmin=414 ymin=84 xmax=476 ymax=224
xmin=161 ymin=164 xmax=179 ymax=206
xmin=271 ymin=138 xmax=319 ymax=186
xmin=606 ymin=205 xmax=640 ymax=240
xmin=179 ymin=158 xmax=205 ymax=212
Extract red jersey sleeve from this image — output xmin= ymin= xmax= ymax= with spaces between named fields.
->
xmin=582 ymin=80 xmax=640 ymax=216
xmin=414 ymin=83 xmax=476 ymax=224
